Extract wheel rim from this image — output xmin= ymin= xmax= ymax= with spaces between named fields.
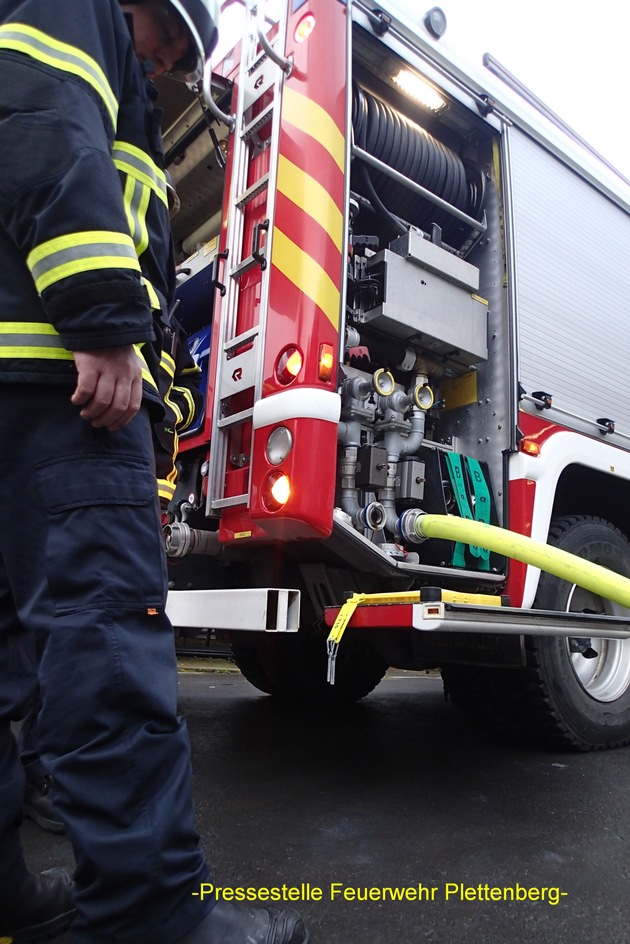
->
xmin=566 ymin=585 xmax=630 ymax=702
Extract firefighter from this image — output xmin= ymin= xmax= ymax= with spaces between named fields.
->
xmin=155 ymin=172 xmax=204 ymax=511
xmin=0 ymin=2 xmax=309 ymax=944
xmin=17 ymin=174 xmax=200 ymax=840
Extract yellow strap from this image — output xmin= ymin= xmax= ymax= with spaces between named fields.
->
xmin=328 ymin=592 xmax=366 ymax=646
xmin=326 ymin=588 xmax=503 ymax=684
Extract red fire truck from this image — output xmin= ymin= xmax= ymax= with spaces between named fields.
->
xmin=160 ymin=0 xmax=630 ymax=750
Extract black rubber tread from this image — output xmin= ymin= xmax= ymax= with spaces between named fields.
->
xmin=442 ymin=515 xmax=630 ymax=751
xmin=231 ymin=634 xmax=388 ymax=706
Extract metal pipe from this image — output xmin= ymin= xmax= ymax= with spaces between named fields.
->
xmin=201 ymin=68 xmax=236 ymax=130
xmin=351 ymin=145 xmax=488 ymax=234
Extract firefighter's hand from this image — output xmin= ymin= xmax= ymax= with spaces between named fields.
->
xmin=71 ymin=346 xmax=143 ymax=432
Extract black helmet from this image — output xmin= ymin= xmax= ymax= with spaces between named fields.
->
xmin=164 ymin=0 xmax=219 ymax=84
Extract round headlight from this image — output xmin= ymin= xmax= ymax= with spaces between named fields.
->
xmin=266 ymin=426 xmax=293 ymax=465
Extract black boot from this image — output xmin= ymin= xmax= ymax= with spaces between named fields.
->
xmin=174 ymin=901 xmax=309 ymax=944
xmin=0 ymin=868 xmax=75 ymax=943
xmin=23 ymin=775 xmax=65 ymax=834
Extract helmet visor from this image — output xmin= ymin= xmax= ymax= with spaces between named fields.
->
xmin=165 ymin=0 xmax=219 ymax=84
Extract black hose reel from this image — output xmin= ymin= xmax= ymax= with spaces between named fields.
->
xmin=351 ymin=84 xmax=485 ymax=250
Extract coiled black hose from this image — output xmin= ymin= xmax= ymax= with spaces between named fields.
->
xmin=352 ymin=85 xmax=484 ymax=248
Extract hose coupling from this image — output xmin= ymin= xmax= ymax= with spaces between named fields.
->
xmin=399 ymin=509 xmax=428 ymax=544
xmin=164 ymin=522 xmax=220 ymax=558
xmin=358 ymin=501 xmax=387 ymax=532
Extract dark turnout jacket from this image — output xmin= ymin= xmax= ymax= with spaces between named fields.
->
xmin=0 ymin=0 xmax=200 ymax=501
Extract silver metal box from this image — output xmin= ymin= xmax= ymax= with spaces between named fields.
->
xmin=361 ymin=244 xmax=488 ymax=366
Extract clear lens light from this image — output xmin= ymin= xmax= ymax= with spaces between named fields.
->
xmin=266 ymin=426 xmax=293 ymax=465
xmin=392 ymin=70 xmax=445 ymax=111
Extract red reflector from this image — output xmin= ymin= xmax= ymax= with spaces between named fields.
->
xmin=294 ymin=13 xmax=316 ymax=43
xmin=276 ymin=346 xmax=303 ymax=385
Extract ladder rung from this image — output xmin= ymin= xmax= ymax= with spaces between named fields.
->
xmin=246 ymin=46 xmax=269 ymax=76
xmin=217 ymin=407 xmax=254 ymax=428
xmin=236 ymin=173 xmax=270 ymax=209
xmin=224 ymin=325 xmax=259 ymax=353
xmin=242 ymin=101 xmax=274 ymax=139
xmin=212 ymin=494 xmax=249 ymax=510
xmin=229 ymin=253 xmax=265 ymax=278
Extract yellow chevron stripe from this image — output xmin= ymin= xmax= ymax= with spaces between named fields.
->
xmin=282 ymin=87 xmax=345 ymax=173
xmin=277 ymin=155 xmax=343 ymax=253
xmin=272 ymin=229 xmax=340 ymax=330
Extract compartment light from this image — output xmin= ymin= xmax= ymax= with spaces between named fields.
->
xmin=392 ymin=69 xmax=445 ymax=112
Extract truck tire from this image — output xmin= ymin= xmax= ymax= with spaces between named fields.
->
xmin=443 ymin=516 xmax=630 ymax=750
xmin=231 ymin=634 xmax=388 ymax=705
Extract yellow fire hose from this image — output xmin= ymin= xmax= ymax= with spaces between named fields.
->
xmin=326 ymin=513 xmax=630 ymax=685
xmin=414 ymin=514 xmax=630 ymax=609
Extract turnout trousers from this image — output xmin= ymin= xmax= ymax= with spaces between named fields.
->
xmin=0 ymin=384 xmax=214 ymax=943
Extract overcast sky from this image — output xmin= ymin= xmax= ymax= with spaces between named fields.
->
xmin=396 ymin=0 xmax=630 ymax=182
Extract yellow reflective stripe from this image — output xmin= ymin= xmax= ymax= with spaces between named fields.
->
xmin=282 ymin=87 xmax=345 ymax=173
xmin=134 ymin=344 xmax=158 ymax=391
xmin=277 ymin=155 xmax=343 ymax=253
xmin=272 ymin=229 xmax=340 ymax=330
xmin=173 ymin=385 xmax=196 ymax=431
xmin=113 ymin=141 xmax=168 ymax=206
xmin=169 ymin=397 xmax=184 ymax=427
xmin=0 ymin=23 xmax=118 ymax=128
xmin=27 ymin=231 xmax=140 ymax=293
xmin=123 ymin=176 xmax=137 ymax=246
xmin=0 ymin=321 xmax=59 ymax=335
xmin=157 ymin=479 xmax=177 ymax=500
xmin=135 ymin=185 xmax=151 ymax=257
xmin=123 ymin=177 xmax=151 ymax=257
xmin=0 ymin=345 xmax=74 ymax=360
xmin=0 ymin=321 xmax=73 ymax=359
xmin=160 ymin=350 xmax=176 ymax=379
xmin=161 ymin=358 xmax=189 ymax=433
xmin=181 ymin=364 xmax=202 ymax=377
xmin=141 ymin=277 xmax=161 ymax=311
xmin=0 ymin=325 xmax=162 ymax=386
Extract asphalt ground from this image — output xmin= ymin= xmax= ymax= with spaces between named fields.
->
xmin=21 ymin=661 xmax=630 ymax=944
